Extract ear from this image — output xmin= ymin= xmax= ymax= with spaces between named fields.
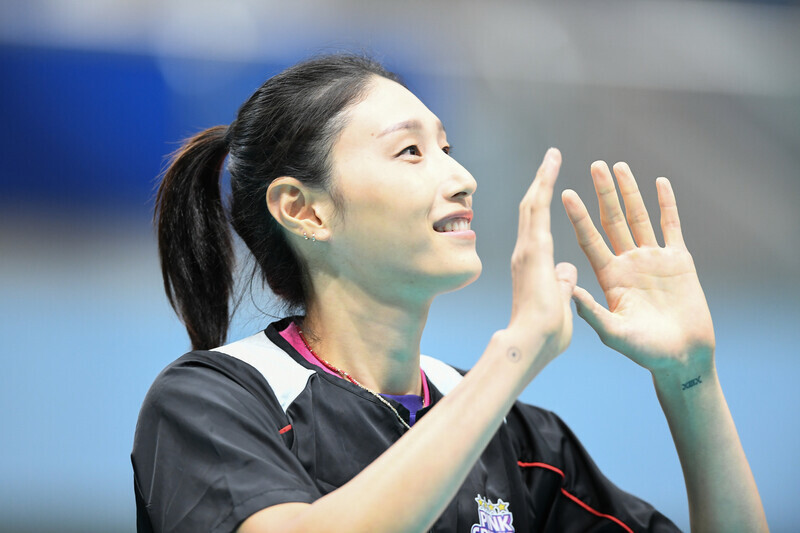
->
xmin=266 ymin=177 xmax=332 ymax=242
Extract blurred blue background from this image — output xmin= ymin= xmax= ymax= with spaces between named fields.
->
xmin=1 ymin=1 xmax=798 ymax=531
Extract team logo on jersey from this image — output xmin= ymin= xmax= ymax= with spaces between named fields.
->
xmin=471 ymin=494 xmax=515 ymax=533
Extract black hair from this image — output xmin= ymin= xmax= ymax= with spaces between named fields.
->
xmin=154 ymin=54 xmax=402 ymax=350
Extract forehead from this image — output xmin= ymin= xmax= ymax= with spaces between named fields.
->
xmin=343 ymin=76 xmax=441 ymax=138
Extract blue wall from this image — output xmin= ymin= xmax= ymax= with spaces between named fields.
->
xmin=1 ymin=44 xmax=797 ymax=532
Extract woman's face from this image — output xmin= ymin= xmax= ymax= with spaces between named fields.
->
xmin=322 ymin=76 xmax=482 ymax=305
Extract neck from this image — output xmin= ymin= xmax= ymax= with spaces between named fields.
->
xmin=302 ymin=281 xmax=431 ymax=396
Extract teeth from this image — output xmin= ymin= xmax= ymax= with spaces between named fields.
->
xmin=439 ymin=218 xmax=470 ymax=232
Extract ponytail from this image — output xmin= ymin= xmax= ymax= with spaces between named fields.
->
xmin=154 ymin=125 xmax=233 ymax=350
xmin=154 ymin=55 xmax=403 ymax=350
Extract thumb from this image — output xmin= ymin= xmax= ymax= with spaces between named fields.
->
xmin=555 ymin=262 xmax=577 ymax=300
xmin=572 ymin=285 xmax=614 ymax=338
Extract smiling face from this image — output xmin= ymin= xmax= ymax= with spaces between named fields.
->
xmin=317 ymin=76 xmax=482 ymax=306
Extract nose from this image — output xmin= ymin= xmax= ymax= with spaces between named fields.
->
xmin=443 ymin=156 xmax=477 ymax=201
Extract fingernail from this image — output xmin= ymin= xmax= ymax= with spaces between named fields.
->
xmin=546 ymin=147 xmax=560 ymax=163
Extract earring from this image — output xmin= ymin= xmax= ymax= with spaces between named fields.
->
xmin=311 ymin=233 xmax=316 ymax=242
xmin=303 ymin=232 xmax=309 ymax=240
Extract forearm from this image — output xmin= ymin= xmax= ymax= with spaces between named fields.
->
xmin=652 ymin=359 xmax=768 ymax=532
xmin=242 ymin=329 xmax=545 ymax=533
xmin=241 ymin=148 xmax=572 ymax=533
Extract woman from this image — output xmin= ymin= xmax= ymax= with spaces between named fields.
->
xmin=132 ymin=54 xmax=768 ymax=532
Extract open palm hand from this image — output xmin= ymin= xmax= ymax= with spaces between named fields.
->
xmin=562 ymin=161 xmax=715 ymax=373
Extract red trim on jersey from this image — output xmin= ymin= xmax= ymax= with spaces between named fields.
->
xmin=517 ymin=461 xmax=565 ymax=476
xmin=278 ymin=424 xmax=292 ymax=435
xmin=559 ymin=488 xmax=634 ymax=533
xmin=517 ymin=461 xmax=634 ymax=533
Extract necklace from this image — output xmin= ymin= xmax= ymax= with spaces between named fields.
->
xmin=297 ymin=328 xmax=415 ymax=430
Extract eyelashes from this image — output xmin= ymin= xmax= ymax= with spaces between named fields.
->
xmin=398 ymin=145 xmax=421 ymax=157
xmin=396 ymin=145 xmax=453 ymax=157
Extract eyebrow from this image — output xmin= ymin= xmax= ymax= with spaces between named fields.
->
xmin=376 ymin=119 xmax=446 ymax=138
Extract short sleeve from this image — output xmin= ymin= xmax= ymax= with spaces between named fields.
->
xmin=507 ymin=403 xmax=680 ymax=532
xmin=131 ymin=351 xmax=320 ymax=533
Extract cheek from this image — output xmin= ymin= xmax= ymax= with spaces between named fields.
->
xmin=330 ymin=164 xmax=436 ymax=257
xmin=341 ymin=178 xmax=430 ymax=232
xmin=335 ymin=195 xmax=433 ymax=266
xmin=346 ymin=202 xmax=430 ymax=247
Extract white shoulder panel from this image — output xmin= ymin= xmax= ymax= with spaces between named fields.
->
xmin=420 ymin=355 xmax=464 ymax=396
xmin=213 ymin=332 xmax=315 ymax=413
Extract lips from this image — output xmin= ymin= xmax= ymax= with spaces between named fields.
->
xmin=433 ymin=211 xmax=473 ymax=232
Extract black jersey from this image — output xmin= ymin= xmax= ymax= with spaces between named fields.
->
xmin=132 ymin=318 xmax=679 ymax=532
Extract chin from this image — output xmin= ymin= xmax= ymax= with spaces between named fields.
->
xmin=440 ymin=257 xmax=483 ymax=295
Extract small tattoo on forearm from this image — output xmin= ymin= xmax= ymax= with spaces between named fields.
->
xmin=507 ymin=347 xmax=521 ymax=363
xmin=681 ymin=376 xmax=702 ymax=391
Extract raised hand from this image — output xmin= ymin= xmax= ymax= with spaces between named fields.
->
xmin=508 ymin=148 xmax=577 ymax=371
xmin=561 ymin=161 xmax=715 ymax=374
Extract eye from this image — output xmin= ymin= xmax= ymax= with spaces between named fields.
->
xmin=442 ymin=145 xmax=452 ymax=155
xmin=398 ymin=145 xmax=421 ymax=157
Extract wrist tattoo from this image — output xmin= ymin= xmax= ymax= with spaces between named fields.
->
xmin=507 ymin=347 xmax=521 ymax=363
xmin=681 ymin=375 xmax=702 ymax=391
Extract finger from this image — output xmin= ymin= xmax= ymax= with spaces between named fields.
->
xmin=562 ymin=189 xmax=615 ymax=272
xmin=656 ymin=177 xmax=687 ymax=250
xmin=613 ymin=162 xmax=658 ymax=247
xmin=555 ymin=261 xmax=578 ymax=299
xmin=572 ymin=285 xmax=618 ymax=341
xmin=591 ymin=161 xmax=636 ymax=254
xmin=519 ymin=148 xmax=561 ymax=239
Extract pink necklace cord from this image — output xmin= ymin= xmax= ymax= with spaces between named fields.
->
xmin=279 ymin=321 xmax=429 ymax=407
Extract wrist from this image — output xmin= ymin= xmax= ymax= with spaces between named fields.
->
xmin=649 ymin=347 xmax=715 ymax=384
xmin=650 ymin=350 xmax=718 ymax=404
xmin=489 ymin=328 xmax=554 ymax=381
